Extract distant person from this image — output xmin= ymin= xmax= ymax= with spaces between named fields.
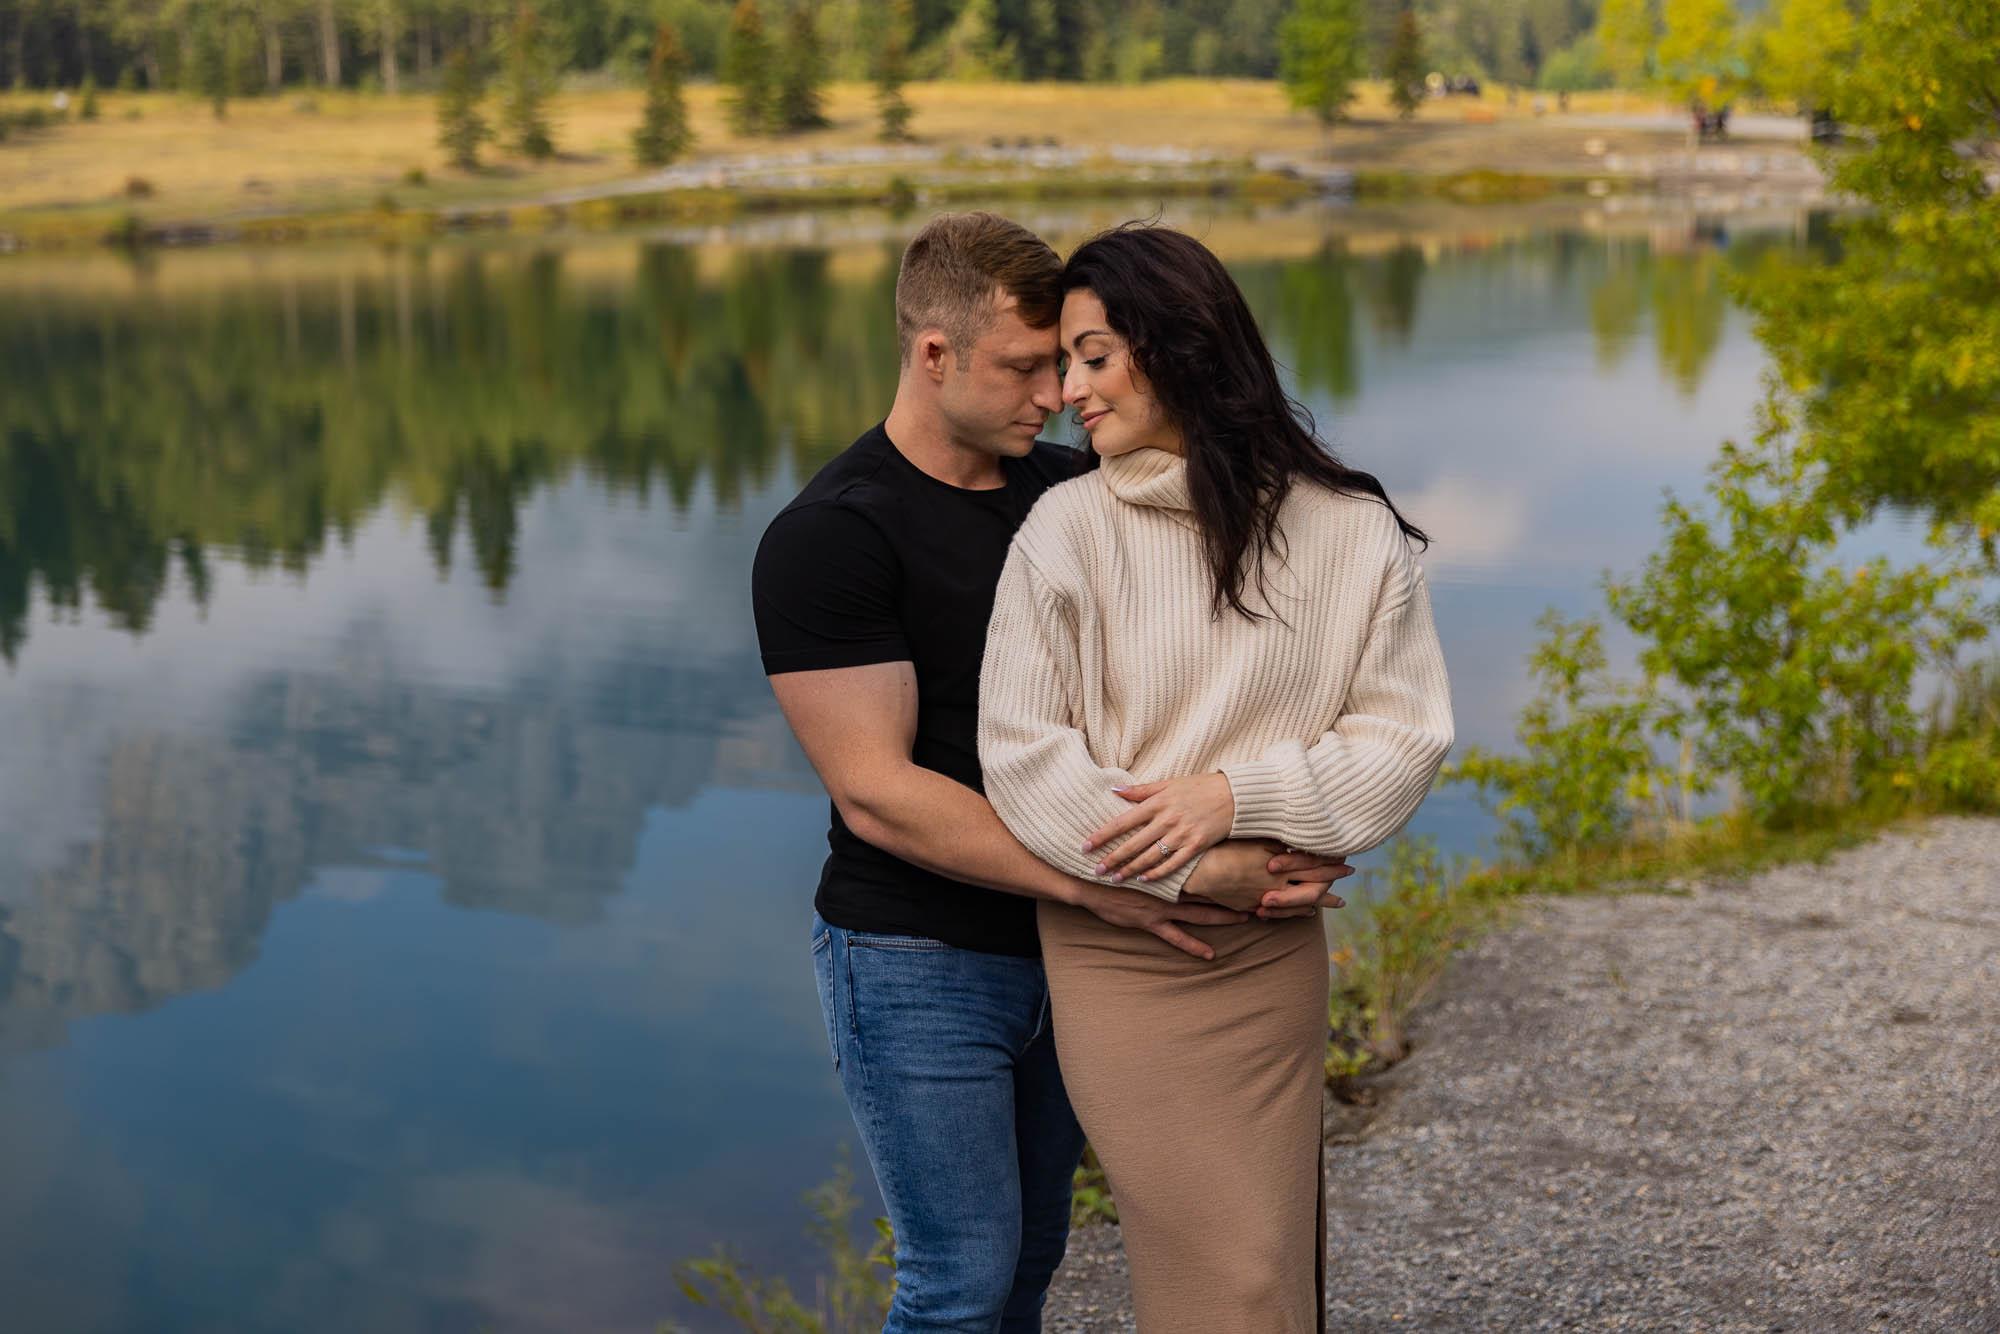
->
xmin=978 ymin=223 xmax=1455 ymax=1332
xmin=751 ymin=211 xmax=1353 ymax=1333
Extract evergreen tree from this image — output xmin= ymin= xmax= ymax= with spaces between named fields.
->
xmin=1112 ymin=0 xmax=1165 ymax=83
xmin=722 ymin=0 xmax=773 ymax=134
xmin=1595 ymin=0 xmax=1657 ymax=88
xmin=943 ymin=0 xmax=1005 ymax=80
xmin=188 ymin=9 xmax=231 ymax=118
xmin=436 ymin=47 xmax=492 ymax=168
xmin=775 ymin=0 xmax=827 ymax=130
xmin=499 ymin=2 xmax=557 ymax=159
xmin=1386 ymin=6 xmax=1425 ymax=118
xmin=632 ymin=23 xmax=692 ymax=166
xmin=79 ymin=73 xmax=100 ymax=119
xmin=874 ymin=0 xmax=914 ymax=142
xmin=1020 ymin=0 xmax=1059 ymax=80
xmin=1280 ymin=0 xmax=1365 ymax=128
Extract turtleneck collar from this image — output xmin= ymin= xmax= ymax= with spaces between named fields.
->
xmin=1098 ymin=446 xmax=1191 ymax=512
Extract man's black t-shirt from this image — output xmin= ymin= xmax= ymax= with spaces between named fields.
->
xmin=752 ymin=423 xmax=1079 ymax=957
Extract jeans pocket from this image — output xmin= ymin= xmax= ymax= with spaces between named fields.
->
xmin=811 ymin=928 xmax=840 ymax=1072
xmin=844 ymin=932 xmax=950 ymax=951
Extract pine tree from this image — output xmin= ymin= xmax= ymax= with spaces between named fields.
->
xmin=874 ymin=0 xmax=914 ymax=142
xmin=436 ymin=48 xmax=492 ymax=169
xmin=1020 ymin=0 xmax=1059 ymax=80
xmin=1280 ymin=0 xmax=1366 ymax=129
xmin=631 ymin=23 xmax=692 ymax=166
xmin=498 ymin=2 xmax=557 ymax=159
xmin=79 ymin=73 xmax=100 ymax=119
xmin=943 ymin=0 xmax=1004 ymax=80
xmin=188 ymin=9 xmax=231 ymax=119
xmin=775 ymin=0 xmax=827 ymax=131
xmin=1386 ymin=6 xmax=1426 ymax=119
xmin=722 ymin=0 xmax=773 ymax=135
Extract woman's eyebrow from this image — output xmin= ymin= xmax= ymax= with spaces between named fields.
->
xmin=1068 ymin=328 xmax=1109 ymax=350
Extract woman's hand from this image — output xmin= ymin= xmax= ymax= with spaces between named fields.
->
xmin=1082 ymin=772 xmax=1236 ymax=884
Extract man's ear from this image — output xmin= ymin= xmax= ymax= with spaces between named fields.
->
xmin=914 ymin=330 xmax=952 ymax=383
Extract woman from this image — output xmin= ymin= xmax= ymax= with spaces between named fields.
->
xmin=978 ymin=224 xmax=1454 ymax=1332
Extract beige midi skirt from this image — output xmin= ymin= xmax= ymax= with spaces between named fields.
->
xmin=1038 ymin=900 xmax=1331 ymax=1334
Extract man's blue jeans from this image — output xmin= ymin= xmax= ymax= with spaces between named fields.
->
xmin=812 ymin=914 xmax=1085 ymax=1333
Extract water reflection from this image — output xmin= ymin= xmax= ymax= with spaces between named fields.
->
xmin=0 ymin=240 xmax=904 ymax=659
xmin=0 ymin=214 xmax=1792 ymax=663
xmin=0 ymin=202 xmax=1823 ymax=1331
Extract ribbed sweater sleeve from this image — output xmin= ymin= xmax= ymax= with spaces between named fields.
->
xmin=979 ymin=544 xmax=1199 ymax=903
xmin=1219 ymin=545 xmax=1455 ymax=857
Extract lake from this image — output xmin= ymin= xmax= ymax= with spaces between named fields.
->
xmin=0 ymin=196 xmax=1830 ymax=1332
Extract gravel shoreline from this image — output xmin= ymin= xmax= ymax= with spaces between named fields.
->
xmin=1045 ymin=817 xmax=2000 ymax=1332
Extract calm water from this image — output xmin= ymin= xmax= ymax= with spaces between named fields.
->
xmin=0 ymin=199 xmax=1825 ymax=1332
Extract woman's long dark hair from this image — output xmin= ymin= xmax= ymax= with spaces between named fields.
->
xmin=1062 ymin=223 xmax=1428 ymax=620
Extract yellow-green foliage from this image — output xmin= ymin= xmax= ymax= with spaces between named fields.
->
xmin=671 ymin=1156 xmax=895 ymax=1334
xmin=1593 ymin=0 xmax=1659 ymax=88
xmin=1327 ymin=838 xmax=1484 ymax=1072
xmin=1755 ymin=0 xmax=1856 ymax=115
xmin=1655 ymin=0 xmax=1742 ymax=107
xmin=1446 ymin=613 xmax=1674 ymax=863
xmin=1607 ymin=396 xmax=1988 ymax=827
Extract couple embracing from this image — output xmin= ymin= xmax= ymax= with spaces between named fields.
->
xmin=751 ymin=212 xmax=1454 ymax=1333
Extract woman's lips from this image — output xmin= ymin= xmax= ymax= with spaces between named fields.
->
xmin=1080 ymin=409 xmax=1110 ymax=430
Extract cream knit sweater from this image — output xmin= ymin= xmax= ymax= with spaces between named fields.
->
xmin=978 ymin=446 xmax=1455 ymax=903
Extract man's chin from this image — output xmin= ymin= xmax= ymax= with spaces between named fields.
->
xmin=991 ymin=428 xmax=1042 ymax=457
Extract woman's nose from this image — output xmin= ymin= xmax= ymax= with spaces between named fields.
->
xmin=1063 ymin=368 xmax=1089 ymax=405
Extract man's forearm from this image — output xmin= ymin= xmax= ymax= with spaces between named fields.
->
xmin=840 ymin=764 xmax=1085 ymax=905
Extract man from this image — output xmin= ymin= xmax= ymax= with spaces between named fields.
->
xmin=751 ymin=212 xmax=1350 ymax=1333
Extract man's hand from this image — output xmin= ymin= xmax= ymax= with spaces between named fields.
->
xmin=1072 ymin=882 xmax=1249 ymax=961
xmin=1187 ymin=840 xmax=1353 ymax=916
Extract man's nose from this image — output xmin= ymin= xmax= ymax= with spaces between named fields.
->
xmin=1031 ymin=364 xmax=1064 ymax=412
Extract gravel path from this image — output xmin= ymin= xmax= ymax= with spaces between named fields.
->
xmin=1045 ymin=817 xmax=2000 ymax=1332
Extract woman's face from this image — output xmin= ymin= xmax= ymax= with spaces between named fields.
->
xmin=1059 ymin=288 xmax=1181 ymax=458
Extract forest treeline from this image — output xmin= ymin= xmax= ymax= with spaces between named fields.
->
xmin=0 ymin=0 xmax=1780 ymax=100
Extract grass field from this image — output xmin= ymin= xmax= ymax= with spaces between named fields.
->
xmin=0 ymin=79 xmax=1746 ymax=246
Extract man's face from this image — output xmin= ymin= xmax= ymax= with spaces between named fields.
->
xmin=934 ymin=293 xmax=1064 ymax=460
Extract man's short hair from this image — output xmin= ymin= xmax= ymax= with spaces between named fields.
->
xmin=895 ymin=212 xmax=1062 ymax=366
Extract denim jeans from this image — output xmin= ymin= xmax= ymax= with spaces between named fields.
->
xmin=812 ymin=914 xmax=1085 ymax=1334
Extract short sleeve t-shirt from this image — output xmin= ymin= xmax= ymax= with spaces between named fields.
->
xmin=752 ymin=423 xmax=1079 ymax=956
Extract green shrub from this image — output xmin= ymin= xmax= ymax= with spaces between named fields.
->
xmin=1327 ymin=838 xmax=1480 ymax=1070
xmin=1446 ymin=611 xmax=1676 ymax=863
xmin=1918 ymin=659 xmax=2000 ymax=810
xmin=1070 ymin=1146 xmax=1116 ymax=1225
xmin=1607 ymin=387 xmax=1989 ymax=827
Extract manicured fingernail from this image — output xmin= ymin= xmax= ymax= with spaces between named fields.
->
xmin=1108 ymin=872 xmax=1124 ymax=883
xmin=1111 ymin=785 xmax=1128 ymax=792
xmin=1081 ymin=841 xmax=1094 ymax=852
xmin=1094 ymin=862 xmax=1108 ymax=874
